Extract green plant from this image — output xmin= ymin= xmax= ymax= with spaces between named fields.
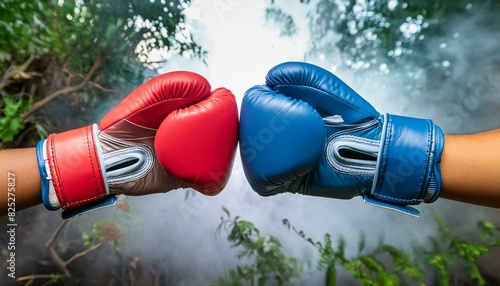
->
xmin=1 ymin=0 xmax=206 ymax=144
xmin=284 ymin=219 xmax=425 ymax=286
xmin=0 ymin=95 xmax=32 ymax=142
xmin=415 ymin=214 xmax=500 ymax=286
xmin=17 ymin=215 xmax=128 ymax=283
xmin=215 ymin=207 xmax=500 ymax=286
xmin=212 ymin=207 xmax=302 ymax=286
xmin=285 ymin=214 xmax=500 ymax=286
xmin=82 ymin=220 xmax=124 ymax=247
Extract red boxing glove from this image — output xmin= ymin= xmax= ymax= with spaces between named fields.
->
xmin=36 ymin=71 xmax=238 ymax=219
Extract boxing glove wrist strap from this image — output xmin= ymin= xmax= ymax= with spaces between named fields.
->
xmin=36 ymin=124 xmax=116 ymax=218
xmin=324 ymin=113 xmax=444 ymax=216
xmin=365 ymin=113 xmax=444 ymax=216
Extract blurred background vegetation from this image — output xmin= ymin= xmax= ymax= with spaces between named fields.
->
xmin=1 ymin=0 xmax=500 ymax=285
xmin=0 ymin=0 xmax=204 ymax=147
xmin=268 ymin=0 xmax=500 ymax=132
xmin=213 ymin=207 xmax=500 ymax=286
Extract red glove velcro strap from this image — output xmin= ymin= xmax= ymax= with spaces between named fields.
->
xmin=46 ymin=124 xmax=108 ymax=209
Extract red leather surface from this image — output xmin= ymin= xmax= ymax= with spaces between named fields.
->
xmin=46 ymin=126 xmax=107 ymax=209
xmin=154 ymin=87 xmax=239 ymax=195
xmin=99 ymin=71 xmax=211 ymax=131
xmin=49 ymin=71 xmax=237 ymax=210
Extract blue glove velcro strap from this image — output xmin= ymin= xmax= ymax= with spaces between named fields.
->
xmin=363 ymin=195 xmax=420 ymax=217
xmin=371 ymin=113 xmax=443 ymax=205
xmin=36 ymin=140 xmax=58 ymax=211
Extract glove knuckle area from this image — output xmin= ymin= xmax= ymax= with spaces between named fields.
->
xmin=265 ymin=61 xmax=379 ymax=122
xmin=153 ymin=88 xmax=239 ymax=196
xmin=100 ymin=71 xmax=212 ymax=130
xmin=240 ymin=85 xmax=325 ymax=195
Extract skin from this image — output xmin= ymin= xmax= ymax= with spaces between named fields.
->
xmin=440 ymin=130 xmax=500 ymax=208
xmin=0 ymin=148 xmax=42 ymax=217
xmin=1 ymin=131 xmax=500 ymax=216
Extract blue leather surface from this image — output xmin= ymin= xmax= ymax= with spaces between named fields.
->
xmin=266 ymin=62 xmax=379 ymax=122
xmin=240 ymin=62 xmax=444 ymax=216
xmin=240 ymin=85 xmax=326 ymax=196
xmin=372 ymin=114 xmax=439 ymax=204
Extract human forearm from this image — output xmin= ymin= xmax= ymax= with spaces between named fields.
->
xmin=0 ymin=148 xmax=42 ymax=216
xmin=440 ymin=130 xmax=500 ymax=208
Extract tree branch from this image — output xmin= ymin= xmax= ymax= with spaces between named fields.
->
xmin=22 ymin=55 xmax=103 ymax=121
xmin=88 ymin=81 xmax=126 ymax=97
xmin=45 ymin=221 xmax=69 ymax=248
xmin=48 ymin=246 xmax=72 ymax=279
xmin=0 ymin=54 xmax=35 ymax=90
xmin=65 ymin=241 xmax=104 ymax=266
xmin=16 ymin=274 xmax=56 ymax=282
xmin=45 ymin=220 xmax=72 ymax=279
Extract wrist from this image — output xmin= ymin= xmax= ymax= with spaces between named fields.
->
xmin=364 ymin=113 xmax=444 ymax=216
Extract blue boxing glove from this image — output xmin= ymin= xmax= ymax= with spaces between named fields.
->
xmin=240 ymin=62 xmax=444 ymax=217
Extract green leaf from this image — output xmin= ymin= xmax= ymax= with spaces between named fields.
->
xmin=82 ymin=232 xmax=91 ymax=246
xmin=20 ymin=96 xmax=33 ymax=113
xmin=428 ymin=255 xmax=449 ymax=286
xmin=4 ymin=97 xmax=22 ymax=116
xmin=222 ymin=206 xmax=230 ymax=218
xmin=9 ymin=116 xmax=22 ymax=131
xmin=50 ymin=273 xmax=62 ymax=282
xmin=326 ymin=263 xmax=336 ymax=286
xmin=469 ymin=263 xmax=485 ymax=286
xmin=35 ymin=123 xmax=48 ymax=139
xmin=0 ymin=122 xmax=16 ymax=142
xmin=360 ymin=256 xmax=385 ymax=274
xmin=214 ymin=211 xmax=302 ymax=286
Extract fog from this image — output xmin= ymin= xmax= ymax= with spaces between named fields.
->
xmin=3 ymin=1 xmax=500 ymax=285
xmin=112 ymin=1 xmax=500 ymax=285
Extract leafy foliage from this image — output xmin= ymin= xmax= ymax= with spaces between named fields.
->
xmin=284 ymin=219 xmax=423 ymax=285
xmin=216 ymin=208 xmax=500 ymax=285
xmin=265 ymin=7 xmax=299 ymax=37
xmin=416 ymin=214 xmax=500 ymax=286
xmin=82 ymin=220 xmax=124 ymax=247
xmin=0 ymin=1 xmax=51 ymax=67
xmin=273 ymin=0 xmax=473 ymax=71
xmin=212 ymin=207 xmax=302 ymax=286
xmin=289 ymin=213 xmax=500 ymax=285
xmin=0 ymin=0 xmax=205 ymax=144
xmin=269 ymin=0 xmax=500 ymax=96
xmin=0 ymin=0 xmax=203 ymax=66
xmin=0 ymin=95 xmax=32 ymax=142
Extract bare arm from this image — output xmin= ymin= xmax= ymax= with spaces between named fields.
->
xmin=0 ymin=148 xmax=42 ymax=216
xmin=440 ymin=130 xmax=500 ymax=208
